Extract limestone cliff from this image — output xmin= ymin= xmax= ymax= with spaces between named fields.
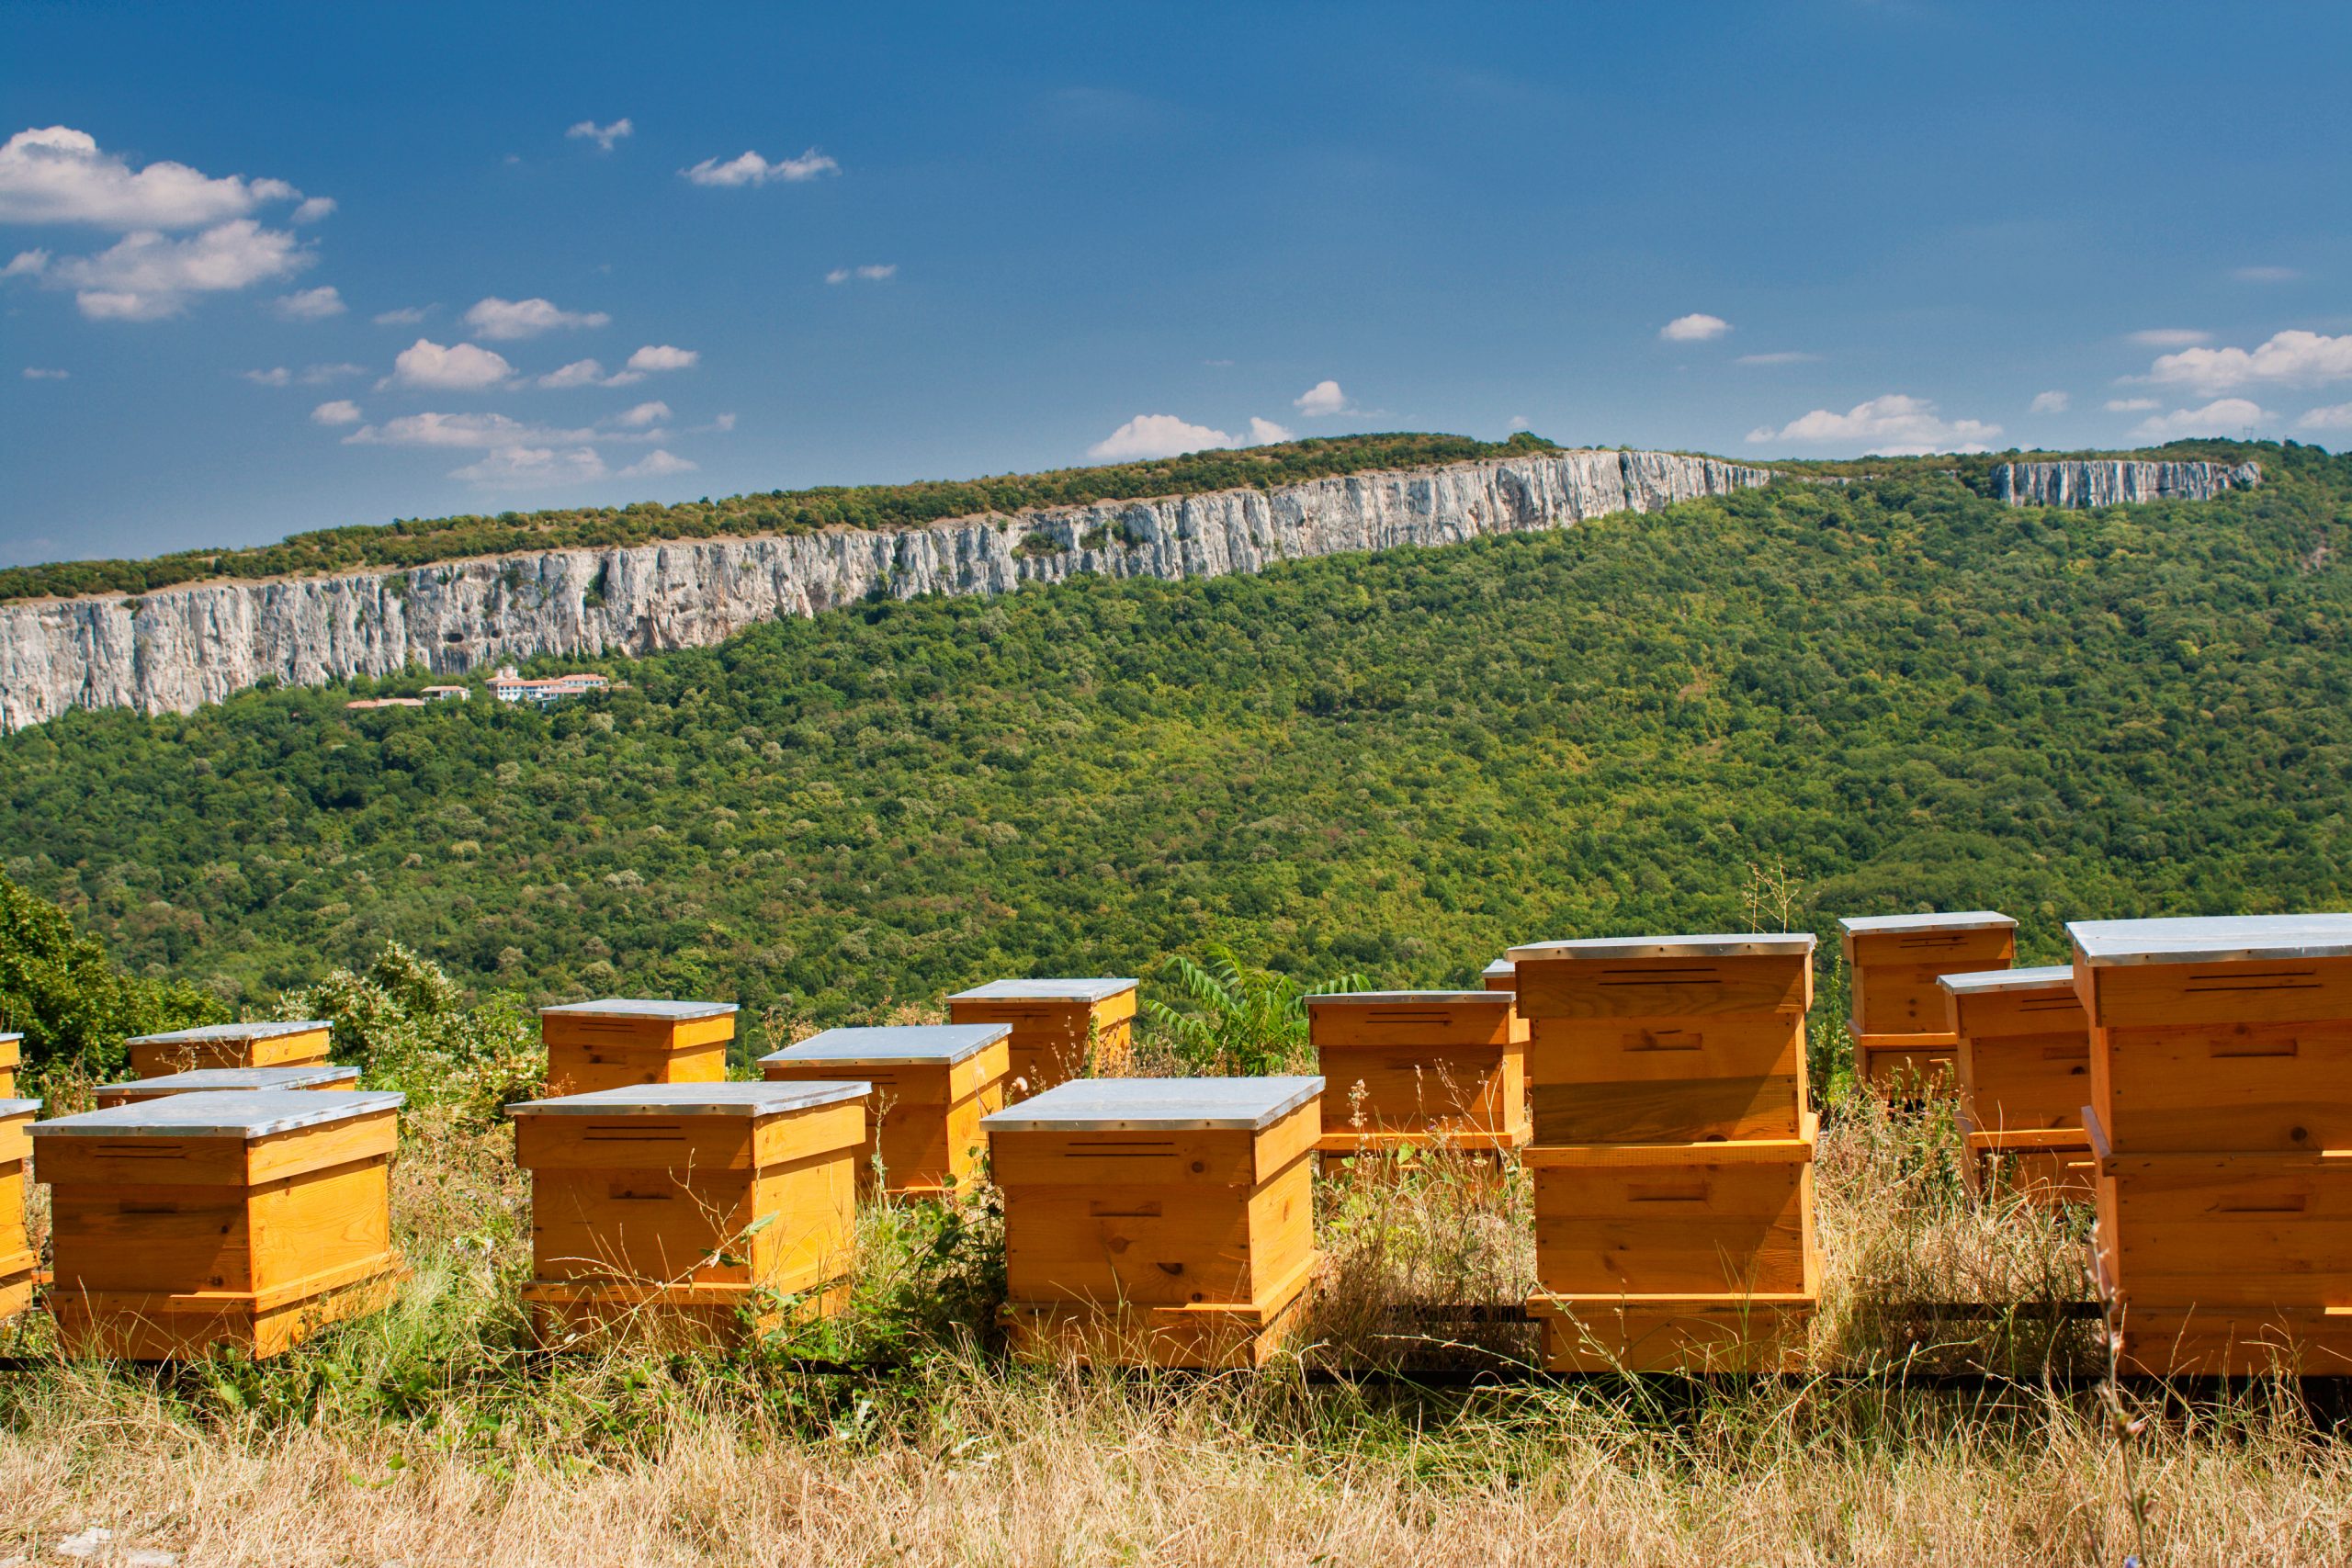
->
xmin=1990 ymin=459 xmax=2261 ymax=508
xmin=0 ymin=448 xmax=1772 ymax=729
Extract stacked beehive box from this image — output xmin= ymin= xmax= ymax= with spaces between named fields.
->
xmin=1482 ymin=959 xmax=1515 ymax=993
xmin=946 ymin=978 xmax=1139 ymax=1099
xmin=983 ymin=1077 xmax=1322 ymax=1368
xmin=0 ymin=1033 xmax=19 ymax=1097
xmin=510 ymin=1080 xmax=869 ymax=1344
xmin=760 ymin=1024 xmax=1010 ymax=1198
xmin=1306 ymin=990 xmax=1528 ymax=1155
xmin=1939 ymin=965 xmax=2095 ymax=1204
xmin=0 ymin=1097 xmax=35 ymax=1319
xmin=1510 ymin=933 xmax=1818 ymax=1371
xmin=2072 ymin=913 xmax=2352 ymax=1374
xmin=96 ymin=1063 xmax=360 ymax=1109
xmin=540 ymin=998 xmax=737 ymax=1095
xmin=34 ymin=1089 xmax=406 ymax=1359
xmin=125 ymin=1020 xmax=333 ymax=1078
xmin=1839 ymin=912 xmax=2017 ymax=1097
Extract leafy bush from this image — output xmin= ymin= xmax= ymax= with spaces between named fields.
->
xmin=0 ymin=871 xmax=226 ymax=1083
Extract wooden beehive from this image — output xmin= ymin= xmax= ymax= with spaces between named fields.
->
xmin=510 ymin=1080 xmax=868 ymax=1345
xmin=1306 ymin=990 xmax=1527 ymax=1154
xmin=1839 ymin=911 xmax=2017 ymax=1097
xmin=0 ymin=1099 xmax=36 ymax=1321
xmin=124 ymin=1020 xmax=333 ymax=1079
xmin=539 ymin=998 xmax=736 ymax=1096
xmin=983 ymin=1076 xmax=1322 ymax=1368
xmin=1510 ymin=933 xmax=1813 ymax=1145
xmin=760 ymin=1024 xmax=1010 ymax=1198
xmin=0 ymin=1033 xmax=19 ymax=1098
xmin=1940 ymin=965 xmax=2094 ymax=1204
xmin=1510 ymin=931 xmax=1819 ymax=1371
xmin=34 ymin=1089 xmax=406 ymax=1359
xmin=96 ymin=1064 xmax=360 ymax=1110
xmin=1482 ymin=958 xmax=1515 ymax=993
xmin=946 ymin=978 xmax=1139 ymax=1099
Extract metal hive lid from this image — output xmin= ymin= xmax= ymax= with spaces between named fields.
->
xmin=1306 ymin=989 xmax=1514 ymax=1007
xmin=981 ymin=1075 xmax=1323 ymax=1133
xmin=97 ymin=1065 xmax=362 ymax=1098
xmin=1837 ymin=911 xmax=2017 ymax=937
xmin=0 ymin=1099 xmax=39 ymax=1118
xmin=1508 ymin=932 xmax=1816 ymax=962
xmin=122 ymin=1019 xmax=333 ymax=1046
xmin=1938 ymin=964 xmax=2075 ymax=997
xmin=760 ymin=1023 xmax=1011 ymax=1066
xmin=2068 ymin=913 xmax=2352 ymax=967
xmin=949 ymin=978 xmax=1138 ymax=1003
xmin=32 ymin=1089 xmax=404 ymax=1139
xmin=537 ymin=998 xmax=740 ymax=1021
xmin=509 ymin=1080 xmax=871 ymax=1117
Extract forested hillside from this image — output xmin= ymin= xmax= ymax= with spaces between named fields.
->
xmin=0 ymin=440 xmax=2343 ymax=1065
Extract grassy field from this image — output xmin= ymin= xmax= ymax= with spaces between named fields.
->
xmin=2 ymin=1015 xmax=2346 ymax=1566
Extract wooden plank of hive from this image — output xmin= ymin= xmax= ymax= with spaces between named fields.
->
xmin=0 ymin=1034 xmax=18 ymax=1100
xmin=1510 ymin=934 xmax=1815 ymax=1023
xmin=538 ymin=998 xmax=737 ymax=1096
xmin=0 ymin=1098 xmax=34 ymax=1319
xmin=1838 ymin=912 xmax=2017 ymax=1039
xmin=1525 ymin=1292 xmax=1814 ymax=1373
xmin=1528 ymin=1013 xmax=1804 ymax=1145
xmin=760 ymin=1024 xmax=1010 ymax=1198
xmin=947 ymin=978 xmax=1141 ymax=1099
xmin=1527 ymin=1131 xmax=1819 ymax=1298
xmin=1308 ymin=990 xmax=1528 ymax=1153
xmin=124 ymin=1021 xmax=334 ymax=1078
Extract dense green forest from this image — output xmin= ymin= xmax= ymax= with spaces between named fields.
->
xmin=0 ymin=439 xmax=2344 ymax=1067
xmin=0 ymin=432 xmax=1561 ymax=604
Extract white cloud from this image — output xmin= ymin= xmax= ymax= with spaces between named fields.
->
xmin=609 ymin=400 xmax=672 ymax=428
xmin=1746 ymin=393 xmax=2002 ymax=456
xmin=345 ymin=406 xmax=668 ymax=449
xmin=1507 ymin=415 xmax=1530 ymax=432
xmin=566 ymin=118 xmax=634 ymax=152
xmin=0 ymin=125 xmax=311 ymax=230
xmin=241 ymin=367 xmax=291 ymax=387
xmin=825 ymin=263 xmax=897 ymax=284
xmin=2029 ymin=390 xmax=2070 ymax=414
xmin=3 ymin=249 xmax=49 ymax=277
xmin=621 ymin=448 xmax=697 ymax=478
xmin=1088 ymin=413 xmax=1233 ymax=460
xmin=1294 ymin=379 xmax=1350 ymax=417
xmin=311 ymin=399 xmax=361 ymax=425
xmin=626 ymin=344 xmax=697 ymax=373
xmin=1660 ymin=312 xmax=1732 ymax=343
xmin=2132 ymin=399 xmax=2273 ymax=440
xmin=291 ymin=196 xmax=335 ymax=224
xmin=2297 ymin=403 xmax=2352 ymax=431
xmin=21 ymin=366 xmax=67 ymax=380
xmin=2128 ymin=328 xmax=2210 ymax=347
xmin=301 ymin=362 xmax=366 ymax=384
xmin=29 ymin=218 xmax=311 ymax=320
xmin=373 ymin=305 xmax=430 ymax=325
xmin=2105 ymin=397 xmax=2159 ymax=412
xmin=710 ymin=412 xmax=737 ymax=432
xmin=2234 ymin=265 xmax=2301 ymax=284
xmin=273 ymin=284 xmax=345 ymax=321
xmin=464 ymin=295 xmax=610 ymax=340
xmin=1248 ymin=416 xmax=1295 ymax=445
xmin=385 ymin=337 xmax=514 ymax=391
xmin=450 ymin=445 xmax=607 ymax=488
xmin=537 ymin=357 xmax=642 ymax=389
xmin=681 ymin=148 xmax=839 ymax=186
xmin=2145 ymin=330 xmax=2352 ymax=394
xmin=1736 ymin=351 xmax=1818 ymax=366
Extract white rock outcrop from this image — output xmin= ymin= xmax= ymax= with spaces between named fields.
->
xmin=0 ymin=448 xmax=1773 ymax=730
xmin=1991 ymin=459 xmax=2261 ymax=508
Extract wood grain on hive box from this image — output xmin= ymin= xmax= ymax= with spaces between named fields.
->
xmin=1510 ymin=934 xmax=1815 ymax=1023
xmin=1307 ymin=990 xmax=1527 ymax=1152
xmin=539 ymin=998 xmax=736 ymax=1096
xmin=760 ymin=1023 xmax=1009 ymax=1198
xmin=1838 ymin=911 xmax=2016 ymax=1040
xmin=35 ymin=1089 xmax=405 ymax=1359
xmin=124 ymin=1021 xmax=333 ymax=1079
xmin=0 ymin=1034 xmax=18 ymax=1098
xmin=0 ymin=1099 xmax=37 ymax=1319
xmin=946 ymin=978 xmax=1138 ymax=1098
xmin=984 ymin=1077 xmax=1321 ymax=1368
xmin=511 ymin=1080 xmax=868 ymax=1343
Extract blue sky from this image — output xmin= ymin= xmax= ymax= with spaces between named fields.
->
xmin=3 ymin=1 xmax=2347 ymax=569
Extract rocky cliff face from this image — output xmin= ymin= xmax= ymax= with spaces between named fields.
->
xmin=0 ymin=448 xmax=1772 ymax=730
xmin=1991 ymin=459 xmax=2261 ymax=508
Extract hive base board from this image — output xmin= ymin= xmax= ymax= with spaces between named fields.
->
xmin=524 ymin=1278 xmax=850 ymax=1347
xmin=1527 ymin=1292 xmax=1814 ymax=1373
xmin=2105 ymin=1306 xmax=2352 ymax=1377
xmin=49 ymin=1258 xmax=408 ymax=1360
xmin=1003 ymin=1273 xmax=1317 ymax=1370
xmin=1855 ymin=1037 xmax=1959 ymax=1100
xmin=1963 ymin=1130 xmax=2096 ymax=1205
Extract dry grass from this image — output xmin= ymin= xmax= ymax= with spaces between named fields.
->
xmin=0 ymin=1088 xmax=2346 ymax=1565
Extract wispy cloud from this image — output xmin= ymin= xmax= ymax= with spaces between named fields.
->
xmin=373 ymin=305 xmax=431 ymax=326
xmin=1660 ymin=312 xmax=1731 ymax=343
xmin=1735 ymin=351 xmax=1817 ymax=366
xmin=1747 ymin=393 xmax=2001 ymax=456
xmin=566 ymin=118 xmax=634 ymax=153
xmin=2132 ymin=398 xmax=2273 ymax=440
xmin=2029 ymin=390 xmax=2070 ymax=414
xmin=464 ymin=296 xmax=609 ymax=340
xmin=2127 ymin=328 xmax=2210 ymax=347
xmin=20 ymin=366 xmax=67 ymax=380
xmin=620 ymin=448 xmax=696 ymax=479
xmin=273 ymin=285 xmax=345 ymax=321
xmin=311 ymin=399 xmax=361 ymax=425
xmin=2296 ymin=402 xmax=2352 ymax=431
xmin=626 ymin=344 xmax=697 ymax=373
xmin=9 ymin=218 xmax=311 ymax=320
xmin=681 ymin=149 xmax=838 ymax=186
xmin=2233 ymin=265 xmax=2302 ymax=284
xmin=2144 ymin=330 xmax=2352 ymax=394
xmin=825 ymin=264 xmax=897 ymax=284
xmin=2104 ymin=397 xmax=2158 ymax=412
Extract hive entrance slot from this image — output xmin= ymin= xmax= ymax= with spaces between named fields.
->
xmin=119 ymin=1200 xmax=181 ymax=1214
xmin=94 ymin=1143 xmax=184 ymax=1160
xmin=2184 ymin=969 xmax=2323 ymax=993
xmin=2021 ymin=998 xmax=2080 ymax=1014
xmin=1069 ymin=1140 xmax=1178 ymax=1156
xmin=2217 ymin=1192 xmax=2309 ymax=1213
xmin=2209 ymin=1036 xmax=2299 ymax=1058
xmin=1894 ymin=934 xmax=1971 ymax=952
xmin=1632 ymin=1029 xmax=1703 ymax=1052
xmin=1090 ymin=1201 xmax=1163 ymax=1218
xmin=582 ymin=1122 xmax=687 ymax=1143
xmin=1367 ymin=1010 xmax=1453 ymax=1028
xmin=1598 ymin=966 xmax=1723 ymax=987
xmin=1627 ymin=1179 xmax=1712 ymax=1203
xmin=2041 ymin=1043 xmax=2091 ymax=1060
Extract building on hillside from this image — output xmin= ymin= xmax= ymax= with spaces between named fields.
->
xmin=423 ymin=684 xmax=470 ymax=702
xmin=345 ymin=697 xmax=427 ymax=711
xmin=488 ymin=666 xmax=612 ymax=706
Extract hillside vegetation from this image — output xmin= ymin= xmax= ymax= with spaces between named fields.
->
xmin=0 ymin=440 xmax=2341 ymax=1068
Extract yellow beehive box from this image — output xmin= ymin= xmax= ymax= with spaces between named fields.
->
xmin=984 ymin=1076 xmax=1322 ymax=1368
xmin=0 ymin=1033 xmax=19 ymax=1098
xmin=2072 ymin=914 xmax=2352 ymax=1154
xmin=761 ymin=1024 xmax=1010 ymax=1198
xmin=0 ymin=1098 xmax=37 ymax=1320
xmin=539 ymin=998 xmax=737 ymax=1096
xmin=35 ymin=1089 xmax=406 ymax=1359
xmin=510 ymin=1080 xmax=869 ymax=1345
xmin=96 ymin=1064 xmax=361 ymax=1110
xmin=1306 ymin=990 xmax=1528 ymax=1153
xmin=1510 ymin=933 xmax=1813 ymax=1145
xmin=1482 ymin=958 xmax=1515 ymax=994
xmin=1839 ymin=912 xmax=2016 ymax=1096
xmin=946 ymin=978 xmax=1139 ymax=1099
xmin=1940 ymin=965 xmax=2094 ymax=1203
xmin=125 ymin=1020 xmax=333 ymax=1079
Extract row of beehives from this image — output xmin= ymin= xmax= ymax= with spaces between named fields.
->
xmin=3 ymin=910 xmax=2348 ymax=1373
